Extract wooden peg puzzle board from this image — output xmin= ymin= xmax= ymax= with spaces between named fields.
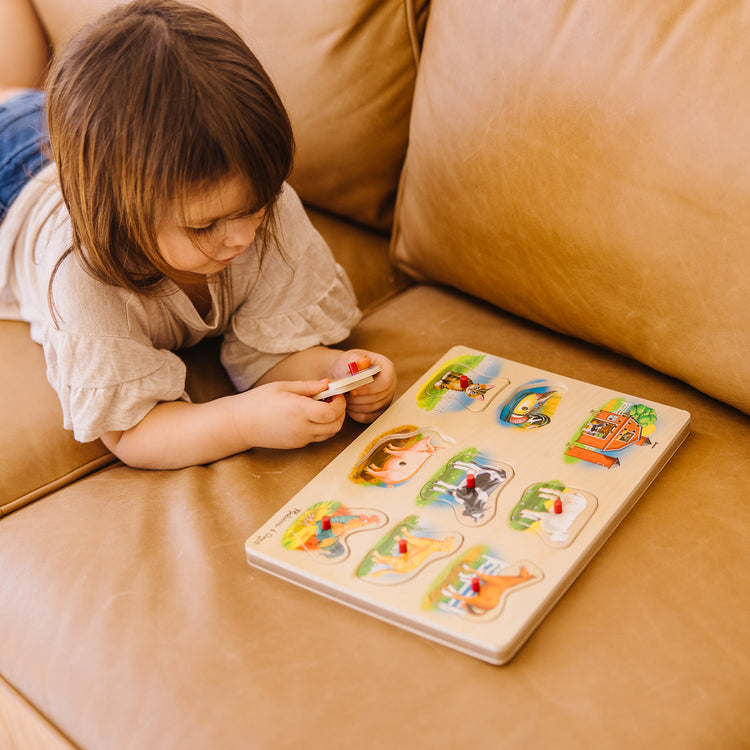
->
xmin=245 ymin=346 xmax=690 ymax=664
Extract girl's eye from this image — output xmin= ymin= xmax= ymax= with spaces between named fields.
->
xmin=188 ymin=222 xmax=218 ymax=237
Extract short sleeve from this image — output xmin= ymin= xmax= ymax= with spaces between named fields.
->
xmin=220 ymin=185 xmax=362 ymax=391
xmin=44 ymin=331 xmax=188 ymax=443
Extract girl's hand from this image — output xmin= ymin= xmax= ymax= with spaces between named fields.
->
xmin=234 ymin=380 xmax=347 ymax=449
xmin=331 ymin=349 xmax=397 ymax=423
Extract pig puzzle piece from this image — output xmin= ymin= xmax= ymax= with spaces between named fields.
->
xmin=350 ymin=426 xmax=455 ymax=488
xmin=313 ymin=364 xmax=382 ymax=401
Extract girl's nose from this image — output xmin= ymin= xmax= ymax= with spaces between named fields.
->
xmin=224 ymin=216 xmax=259 ymax=248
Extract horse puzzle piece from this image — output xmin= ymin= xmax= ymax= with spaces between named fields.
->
xmin=357 ymin=517 xmax=463 ymax=585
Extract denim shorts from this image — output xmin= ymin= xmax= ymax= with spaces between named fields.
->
xmin=0 ymin=89 xmax=50 ymax=223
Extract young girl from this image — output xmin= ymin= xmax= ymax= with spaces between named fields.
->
xmin=0 ymin=0 xmax=396 ymax=470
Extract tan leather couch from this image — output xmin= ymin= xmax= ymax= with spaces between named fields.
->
xmin=2 ymin=1 xmax=749 ymax=748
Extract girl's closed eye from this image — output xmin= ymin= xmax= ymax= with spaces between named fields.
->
xmin=187 ymin=222 xmax=219 ymax=237
xmin=186 ymin=208 xmax=265 ymax=239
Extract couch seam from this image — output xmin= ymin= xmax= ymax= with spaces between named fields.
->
xmin=0 ymin=453 xmax=117 ymax=518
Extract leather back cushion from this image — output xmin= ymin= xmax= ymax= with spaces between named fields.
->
xmin=392 ymin=0 xmax=750 ymax=414
xmin=36 ymin=0 xmax=428 ymax=232
xmin=235 ymin=0 xmax=427 ymax=231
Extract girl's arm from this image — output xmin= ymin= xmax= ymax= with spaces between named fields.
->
xmin=100 ymin=379 xmax=348 ymax=470
xmin=100 ymin=346 xmax=396 ymax=470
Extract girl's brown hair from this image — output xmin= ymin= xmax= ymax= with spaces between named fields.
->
xmin=45 ymin=0 xmax=294 ymax=294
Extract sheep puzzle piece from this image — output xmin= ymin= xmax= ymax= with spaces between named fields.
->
xmin=246 ymin=346 xmax=690 ymax=665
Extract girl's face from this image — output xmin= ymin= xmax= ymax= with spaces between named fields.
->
xmin=156 ymin=174 xmax=266 ymax=278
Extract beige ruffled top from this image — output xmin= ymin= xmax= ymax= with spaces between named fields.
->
xmin=0 ymin=164 xmax=361 ymax=442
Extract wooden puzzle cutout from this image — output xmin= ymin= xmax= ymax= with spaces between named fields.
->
xmin=418 ymin=450 xmax=513 ymax=526
xmin=349 ymin=425 xmax=456 ymax=488
xmin=247 ymin=346 xmax=691 ymax=664
xmin=313 ymin=363 xmax=381 ymax=401
xmin=508 ymin=481 xmax=598 ymax=548
xmin=356 ymin=515 xmax=463 ymax=585
xmin=498 ymin=380 xmax=566 ymax=429
xmin=416 ymin=352 xmax=509 ymax=413
xmin=423 ymin=545 xmax=542 ymax=622
xmin=280 ymin=500 xmax=387 ymax=563
xmin=565 ymin=398 xmax=658 ymax=468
